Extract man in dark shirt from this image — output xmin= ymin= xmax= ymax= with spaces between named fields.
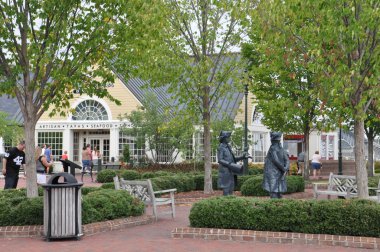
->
xmin=2 ymin=140 xmax=26 ymax=189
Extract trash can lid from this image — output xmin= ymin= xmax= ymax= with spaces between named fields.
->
xmin=42 ymin=172 xmax=83 ymax=188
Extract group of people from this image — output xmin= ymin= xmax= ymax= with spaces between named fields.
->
xmin=81 ymin=144 xmax=101 ymax=173
xmin=1 ymin=140 xmax=76 ymax=189
xmin=297 ymin=150 xmax=322 ymax=179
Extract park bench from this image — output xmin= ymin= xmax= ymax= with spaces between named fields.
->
xmin=114 ymin=176 xmax=176 ymax=220
xmin=313 ymin=173 xmax=358 ymax=199
xmin=368 ymin=179 xmax=380 ymax=203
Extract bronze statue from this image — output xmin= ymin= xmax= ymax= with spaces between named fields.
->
xmin=217 ymin=131 xmax=249 ymax=196
xmin=262 ymin=132 xmax=289 ymax=198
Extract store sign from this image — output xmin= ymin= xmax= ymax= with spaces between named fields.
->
xmin=36 ymin=121 xmax=132 ymax=130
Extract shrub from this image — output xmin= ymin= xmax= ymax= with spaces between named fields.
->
xmin=374 ymin=162 xmax=380 ymax=174
xmin=82 ymin=189 xmax=144 ymax=224
xmin=10 ymin=197 xmax=44 ymax=225
xmin=150 ymin=175 xmax=195 ymax=193
xmin=96 ymin=169 xmax=117 ymax=183
xmin=236 ymin=175 xmax=256 ymax=191
xmin=120 ymin=170 xmax=141 ymax=180
xmin=81 ymin=187 xmax=102 ymax=195
xmin=240 ymin=175 xmax=304 ymax=196
xmin=134 ymin=162 xmax=219 ymax=173
xmin=101 ymin=182 xmax=116 ymax=189
xmin=0 ymin=187 xmax=145 ymax=226
xmin=189 ymin=197 xmax=380 ymax=237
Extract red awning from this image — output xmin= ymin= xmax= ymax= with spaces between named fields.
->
xmin=284 ymin=134 xmax=304 ymax=140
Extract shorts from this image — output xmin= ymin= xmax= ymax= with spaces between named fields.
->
xmin=311 ymin=162 xmax=321 ymax=170
xmin=82 ymin=160 xmax=91 ymax=168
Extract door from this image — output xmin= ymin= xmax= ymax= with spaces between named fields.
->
xmin=88 ymin=138 xmax=110 ymax=163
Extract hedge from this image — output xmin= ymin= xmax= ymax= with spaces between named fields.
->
xmin=96 ymin=169 xmax=117 ymax=183
xmin=189 ymin=197 xmax=380 ymax=237
xmin=240 ymin=175 xmax=305 ymax=196
xmin=82 ymin=189 xmax=144 ymax=224
xmin=0 ymin=188 xmax=144 ymax=226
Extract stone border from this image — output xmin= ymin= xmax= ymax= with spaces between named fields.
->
xmin=0 ymin=215 xmax=154 ymax=239
xmin=171 ymin=227 xmax=380 ymax=250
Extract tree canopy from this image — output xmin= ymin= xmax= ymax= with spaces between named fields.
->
xmin=0 ymin=0 xmax=166 ymax=197
xmin=247 ymin=0 xmax=380 ymax=197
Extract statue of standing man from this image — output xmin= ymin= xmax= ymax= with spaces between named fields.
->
xmin=217 ymin=131 xmax=249 ymax=196
xmin=262 ymin=132 xmax=289 ymax=198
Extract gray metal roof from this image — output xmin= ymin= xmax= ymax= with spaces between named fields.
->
xmin=116 ymin=74 xmax=244 ymax=121
xmin=0 ymin=68 xmax=245 ymax=125
xmin=0 ymin=95 xmax=23 ymax=124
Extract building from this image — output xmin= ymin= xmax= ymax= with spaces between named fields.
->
xmin=1 ymin=74 xmax=378 ymax=166
xmin=0 ymin=73 xmax=272 ymax=166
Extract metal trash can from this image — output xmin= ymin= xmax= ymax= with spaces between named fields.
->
xmin=42 ymin=173 xmax=83 ymax=241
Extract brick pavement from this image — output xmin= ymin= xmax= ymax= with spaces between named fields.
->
xmin=0 ymin=174 xmax=373 ymax=252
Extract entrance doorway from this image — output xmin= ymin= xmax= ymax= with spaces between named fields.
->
xmin=88 ymin=137 xmax=110 ymax=163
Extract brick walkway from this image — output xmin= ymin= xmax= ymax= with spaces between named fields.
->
xmin=0 ymin=174 xmax=374 ymax=252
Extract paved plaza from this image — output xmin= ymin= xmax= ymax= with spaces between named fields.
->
xmin=0 ymin=175 xmax=373 ymax=252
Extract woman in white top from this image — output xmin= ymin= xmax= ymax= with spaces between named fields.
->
xmin=311 ymin=150 xmax=322 ymax=179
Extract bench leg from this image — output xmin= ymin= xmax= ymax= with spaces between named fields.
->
xmin=170 ymin=192 xmax=175 ymax=219
xmin=152 ymin=204 xmax=158 ymax=221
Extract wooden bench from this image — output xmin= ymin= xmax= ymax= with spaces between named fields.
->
xmin=368 ymin=179 xmax=380 ymax=203
xmin=114 ymin=176 xmax=176 ymax=220
xmin=313 ymin=172 xmax=358 ymax=199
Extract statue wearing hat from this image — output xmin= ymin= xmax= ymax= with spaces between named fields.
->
xmin=217 ymin=131 xmax=250 ymax=196
xmin=262 ymin=132 xmax=290 ymax=198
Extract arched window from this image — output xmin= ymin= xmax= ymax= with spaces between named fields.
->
xmin=72 ymin=100 xmax=109 ymax=121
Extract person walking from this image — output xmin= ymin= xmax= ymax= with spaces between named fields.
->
xmin=45 ymin=145 xmax=53 ymax=163
xmin=61 ymin=150 xmax=68 ymax=160
xmin=311 ymin=150 xmax=322 ymax=179
xmin=297 ymin=151 xmax=305 ymax=175
xmin=2 ymin=140 xmax=26 ymax=189
xmin=41 ymin=144 xmax=46 ymax=156
xmin=82 ymin=144 xmax=92 ymax=172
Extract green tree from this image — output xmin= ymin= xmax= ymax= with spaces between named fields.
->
xmin=365 ymin=101 xmax=380 ymax=177
xmin=249 ymin=0 xmax=380 ymax=198
xmin=119 ymin=93 xmax=194 ymax=164
xmin=131 ymin=0 xmax=255 ymax=194
xmin=0 ymin=0 xmax=165 ymax=197
xmin=0 ymin=112 xmax=23 ymax=147
xmin=241 ymin=36 xmax=328 ymax=180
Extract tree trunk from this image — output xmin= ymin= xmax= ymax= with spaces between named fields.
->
xmin=303 ymin=130 xmax=310 ymax=181
xmin=367 ymin=130 xmax=374 ymax=177
xmin=203 ymin=87 xmax=213 ymax=194
xmin=354 ymin=119 xmax=369 ymax=198
xmin=24 ymin=119 xmax=39 ymax=198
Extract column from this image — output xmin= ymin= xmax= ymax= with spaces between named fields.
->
xmin=109 ymin=127 xmax=119 ymax=162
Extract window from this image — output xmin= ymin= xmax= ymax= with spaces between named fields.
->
xmin=321 ymin=135 xmax=335 ymax=160
xmin=72 ymin=100 xmax=108 ymax=121
xmin=252 ymin=132 xmax=266 ymax=162
xmin=3 ymin=138 xmax=13 ymax=152
xmin=37 ymin=132 xmax=63 ymax=160
xmin=73 ymin=132 xmax=80 ymax=161
xmin=193 ymin=132 xmax=217 ymax=162
xmin=119 ymin=132 xmax=145 ymax=163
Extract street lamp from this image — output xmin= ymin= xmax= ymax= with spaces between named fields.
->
xmin=243 ymin=76 xmax=249 ymax=175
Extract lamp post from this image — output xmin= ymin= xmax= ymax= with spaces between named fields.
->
xmin=243 ymin=80 xmax=249 ymax=175
xmin=338 ymin=123 xmax=343 ymax=175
